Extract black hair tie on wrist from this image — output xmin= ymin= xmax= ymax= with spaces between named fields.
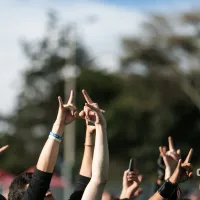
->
xmin=88 ymin=121 xmax=95 ymax=126
xmin=158 ymin=179 xmax=178 ymax=198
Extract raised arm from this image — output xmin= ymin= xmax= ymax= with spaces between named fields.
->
xmin=81 ymin=100 xmax=109 ymax=200
xmin=79 ymin=90 xmax=96 ymax=178
xmin=37 ymin=90 xmax=77 ymax=172
xmin=119 ymin=169 xmax=142 ymax=199
xmin=149 ymin=148 xmax=193 ymax=200
xmin=162 ymin=137 xmax=181 ymax=181
xmin=23 ymin=90 xmax=77 ymax=200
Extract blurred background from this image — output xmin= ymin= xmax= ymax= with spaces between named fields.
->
xmin=0 ymin=0 xmax=200 ymax=199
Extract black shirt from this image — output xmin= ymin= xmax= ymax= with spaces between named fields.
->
xmin=23 ymin=168 xmax=52 ymax=200
xmin=23 ymin=168 xmax=91 ymax=200
xmin=69 ymin=175 xmax=90 ymax=200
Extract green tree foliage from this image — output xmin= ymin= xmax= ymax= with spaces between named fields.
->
xmin=119 ymin=11 xmax=200 ymax=177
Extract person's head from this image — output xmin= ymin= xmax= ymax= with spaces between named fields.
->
xmin=8 ymin=172 xmax=54 ymax=200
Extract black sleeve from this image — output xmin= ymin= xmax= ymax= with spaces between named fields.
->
xmin=154 ymin=180 xmax=164 ymax=193
xmin=169 ymin=188 xmax=178 ymax=200
xmin=23 ymin=168 xmax=53 ymax=200
xmin=68 ymin=175 xmax=91 ymax=200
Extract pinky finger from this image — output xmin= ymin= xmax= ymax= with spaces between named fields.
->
xmin=100 ymin=109 xmax=105 ymax=113
xmin=188 ymin=172 xmax=193 ymax=178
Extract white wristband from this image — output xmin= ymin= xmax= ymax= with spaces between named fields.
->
xmin=49 ymin=135 xmax=62 ymax=143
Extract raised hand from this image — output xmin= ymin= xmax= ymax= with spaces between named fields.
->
xmin=120 ymin=169 xmax=141 ymax=199
xmin=79 ymin=89 xmax=105 ymax=126
xmin=169 ymin=148 xmax=193 ymax=184
xmin=56 ymin=90 xmax=77 ymax=125
xmin=133 ymin=174 xmax=143 ymax=199
xmin=84 ymin=104 xmax=106 ymax=127
xmin=79 ymin=90 xmax=96 ymax=133
xmin=159 ymin=136 xmax=181 ymax=179
xmin=0 ymin=145 xmax=9 ymax=153
xmin=53 ymin=90 xmax=77 ymax=134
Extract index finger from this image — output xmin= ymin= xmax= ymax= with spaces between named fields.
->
xmin=184 ymin=148 xmax=193 ymax=163
xmin=168 ymin=136 xmax=175 ymax=151
xmin=67 ymin=90 xmax=74 ymax=104
xmin=82 ymin=89 xmax=93 ymax=104
xmin=85 ymin=103 xmax=100 ymax=113
xmin=159 ymin=146 xmax=165 ymax=157
xmin=0 ymin=145 xmax=9 ymax=153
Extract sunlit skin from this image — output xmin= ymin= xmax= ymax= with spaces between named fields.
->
xmin=44 ymin=190 xmax=55 ymax=200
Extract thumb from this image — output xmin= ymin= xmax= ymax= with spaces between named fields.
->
xmin=94 ymin=112 xmax=100 ymax=123
xmin=123 ymin=170 xmax=129 ymax=182
xmin=123 ymin=170 xmax=129 ymax=178
xmin=176 ymin=159 xmax=182 ymax=170
xmin=56 ymin=96 xmax=64 ymax=120
xmin=79 ymin=110 xmax=85 ymax=119
xmin=177 ymin=149 xmax=181 ymax=156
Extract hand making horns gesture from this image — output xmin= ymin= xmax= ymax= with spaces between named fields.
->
xmin=56 ymin=90 xmax=78 ymax=126
xmin=79 ymin=89 xmax=105 ymax=126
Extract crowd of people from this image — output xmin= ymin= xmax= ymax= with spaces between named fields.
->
xmin=0 ymin=89 xmax=198 ymax=200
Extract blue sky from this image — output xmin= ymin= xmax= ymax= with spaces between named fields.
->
xmin=100 ymin=0 xmax=200 ymax=7
xmin=63 ymin=0 xmax=200 ymax=11
xmin=0 ymin=0 xmax=199 ymax=114
xmin=107 ymin=0 xmax=200 ymax=12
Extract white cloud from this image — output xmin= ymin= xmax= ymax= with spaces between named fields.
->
xmin=0 ymin=0 xmax=146 ymax=114
xmin=0 ymin=0 xmax=198 ymax=114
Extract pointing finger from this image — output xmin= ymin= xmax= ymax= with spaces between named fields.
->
xmin=67 ymin=90 xmax=74 ymax=104
xmin=82 ymin=89 xmax=93 ymax=104
xmin=184 ymin=148 xmax=193 ymax=163
xmin=168 ymin=136 xmax=175 ymax=151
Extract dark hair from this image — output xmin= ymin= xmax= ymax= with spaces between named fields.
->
xmin=8 ymin=172 xmax=33 ymax=200
xmin=0 ymin=194 xmax=6 ymax=200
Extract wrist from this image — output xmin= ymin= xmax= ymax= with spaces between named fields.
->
xmin=158 ymin=179 xmax=178 ymax=198
xmin=169 ymin=176 xmax=179 ymax=185
xmin=85 ymin=135 xmax=95 ymax=145
xmin=86 ymin=128 xmax=95 ymax=135
xmin=120 ymin=190 xmax=127 ymax=199
xmin=95 ymin=123 xmax=107 ymax=130
xmin=52 ymin=122 xmax=64 ymax=136
xmin=120 ymin=189 xmax=131 ymax=199
xmin=164 ymin=167 xmax=172 ymax=180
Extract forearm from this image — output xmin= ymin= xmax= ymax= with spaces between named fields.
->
xmin=164 ymin=167 xmax=172 ymax=180
xmin=149 ymin=192 xmax=165 ymax=200
xmin=81 ymin=180 xmax=105 ymax=200
xmin=91 ymin=124 xmax=109 ymax=183
xmin=80 ymin=130 xmax=95 ymax=178
xmin=150 ymin=178 xmax=178 ymax=200
xmin=36 ymin=122 xmax=63 ymax=173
